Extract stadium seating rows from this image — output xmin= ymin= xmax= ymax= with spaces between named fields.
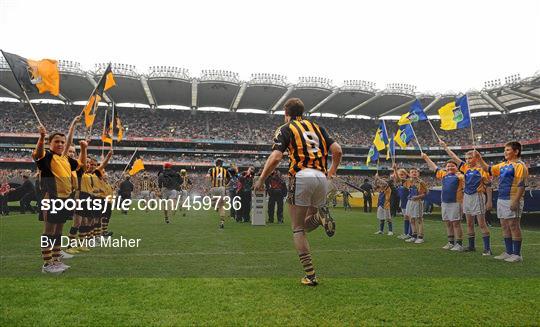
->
xmin=1 ymin=102 xmax=538 ymax=146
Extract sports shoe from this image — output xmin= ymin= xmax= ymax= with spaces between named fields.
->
xmin=41 ymin=263 xmax=63 ymax=274
xmin=387 ymin=231 xmax=394 ymax=236
xmin=64 ymin=247 xmax=79 ymax=255
xmin=219 ymin=221 xmax=224 ymax=229
xmin=405 ymin=237 xmax=416 ymax=243
xmin=103 ymin=231 xmax=113 ymax=237
xmin=450 ymin=244 xmax=464 ymax=252
xmin=494 ymin=252 xmax=512 ymax=260
xmin=318 ymin=206 xmax=335 ymax=237
xmin=300 ymin=275 xmax=318 ymax=286
xmin=374 ymin=231 xmax=383 ymax=235
xmin=482 ymin=250 xmax=493 ymax=256
xmin=442 ymin=242 xmax=453 ymax=250
xmin=60 ymin=250 xmax=74 ymax=259
xmin=403 ymin=234 xmax=412 ymax=240
xmin=414 ymin=238 xmax=425 ymax=244
xmin=54 ymin=261 xmax=70 ymax=270
xmin=397 ymin=234 xmax=406 ymax=239
xmin=504 ymin=254 xmax=523 ymax=262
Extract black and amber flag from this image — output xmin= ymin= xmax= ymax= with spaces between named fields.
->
xmin=1 ymin=50 xmax=60 ymax=96
xmin=84 ymin=64 xmax=116 ymax=127
xmin=113 ymin=108 xmax=124 ymax=141
xmin=101 ymin=110 xmax=113 ymax=145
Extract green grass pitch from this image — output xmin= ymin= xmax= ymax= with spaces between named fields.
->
xmin=1 ymin=206 xmax=540 ymax=325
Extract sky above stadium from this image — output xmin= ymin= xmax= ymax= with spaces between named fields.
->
xmin=1 ymin=0 xmax=539 ymax=93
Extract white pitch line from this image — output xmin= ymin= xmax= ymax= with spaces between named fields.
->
xmin=1 ymin=244 xmax=539 ymax=259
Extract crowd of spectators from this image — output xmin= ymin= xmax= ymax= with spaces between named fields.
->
xmin=1 ymin=102 xmax=538 ymax=146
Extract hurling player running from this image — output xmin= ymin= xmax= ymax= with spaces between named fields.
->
xmin=254 ymin=98 xmax=342 ymax=286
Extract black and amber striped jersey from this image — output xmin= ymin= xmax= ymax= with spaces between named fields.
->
xmin=272 ymin=117 xmax=334 ymax=176
xmin=140 ymin=178 xmax=156 ymax=192
xmin=208 ymin=166 xmax=231 ymax=188
xmin=34 ymin=150 xmax=81 ymax=198
xmin=180 ymin=176 xmax=193 ymax=190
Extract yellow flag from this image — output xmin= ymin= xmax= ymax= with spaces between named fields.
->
xmin=128 ymin=159 xmax=145 ymax=176
xmin=27 ymin=59 xmax=60 ymax=96
xmin=83 ymin=94 xmax=101 ymax=128
xmin=105 ymin=71 xmax=116 ymax=91
xmin=397 ymin=113 xmax=411 ymax=126
xmin=438 ymin=102 xmax=457 ymax=130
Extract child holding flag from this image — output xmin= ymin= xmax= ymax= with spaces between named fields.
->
xmin=373 ymin=175 xmax=393 ymax=235
xmin=403 ymin=168 xmax=428 ymax=244
xmin=422 ymin=153 xmax=465 ymax=251
xmin=392 ymin=164 xmax=411 ymax=239
xmin=439 ymin=141 xmax=493 ymax=255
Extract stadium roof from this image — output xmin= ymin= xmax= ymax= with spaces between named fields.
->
xmin=0 ymin=59 xmax=539 ymax=117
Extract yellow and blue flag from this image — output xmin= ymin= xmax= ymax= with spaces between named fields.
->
xmin=372 ymin=121 xmax=389 ymax=151
xmin=398 ymin=99 xmax=428 ymax=126
xmin=394 ymin=124 xmax=414 ymax=149
xmin=366 ymin=145 xmax=379 ymax=165
xmin=438 ymin=95 xmax=471 ymax=130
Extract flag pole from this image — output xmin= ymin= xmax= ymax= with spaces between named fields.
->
xmin=122 ymin=148 xmax=138 ymax=175
xmin=408 ymin=123 xmax=424 ymax=155
xmin=426 ymin=119 xmax=442 ymax=142
xmin=466 ymin=94 xmax=476 ymax=149
xmin=391 ymin=138 xmax=396 ymax=167
xmin=86 ymin=96 xmax=99 ymax=140
xmin=0 ymin=50 xmax=44 ymax=127
xmin=111 ymin=101 xmax=116 ymax=147
xmin=381 ymin=119 xmax=392 ymax=162
xmin=101 ymin=105 xmax=108 ymax=160
xmin=21 ymin=91 xmax=44 ymax=127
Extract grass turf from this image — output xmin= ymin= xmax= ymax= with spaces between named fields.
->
xmin=1 ymin=206 xmax=540 ymax=325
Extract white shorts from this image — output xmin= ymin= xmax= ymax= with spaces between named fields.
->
xmin=161 ymin=188 xmax=177 ymax=200
xmin=209 ymin=186 xmax=226 ymax=197
xmin=441 ymin=202 xmax=462 ymax=221
xmin=179 ymin=190 xmax=189 ymax=199
xmin=289 ymin=168 xmax=328 ymax=208
xmin=497 ymin=199 xmax=524 ymax=219
xmin=463 ymin=192 xmax=486 ymax=216
xmin=405 ymin=200 xmax=423 ymax=218
xmin=377 ymin=207 xmax=391 ymax=220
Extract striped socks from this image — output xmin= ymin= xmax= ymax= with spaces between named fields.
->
xmin=41 ymin=234 xmax=52 ymax=266
xmin=298 ymin=252 xmax=315 ymax=278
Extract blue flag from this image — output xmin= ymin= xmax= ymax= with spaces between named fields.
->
xmin=398 ymin=99 xmax=428 ymax=126
xmin=373 ymin=121 xmax=389 ymax=151
xmin=439 ymin=95 xmax=471 ymax=130
xmin=394 ymin=124 xmax=414 ymax=149
xmin=366 ymin=145 xmax=379 ymax=165
xmin=386 ymin=138 xmax=395 ymax=160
